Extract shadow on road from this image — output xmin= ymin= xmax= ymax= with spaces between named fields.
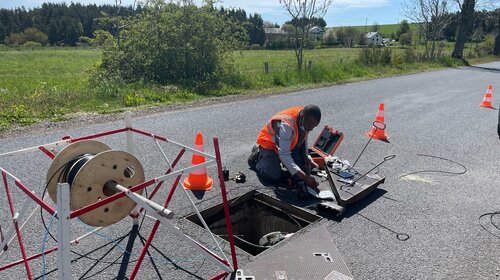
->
xmin=459 ymin=65 xmax=500 ymax=74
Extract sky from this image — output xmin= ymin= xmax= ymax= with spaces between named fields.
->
xmin=0 ymin=0 xmax=409 ymax=27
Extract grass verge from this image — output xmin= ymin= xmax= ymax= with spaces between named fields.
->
xmin=0 ymin=47 xmax=498 ymax=131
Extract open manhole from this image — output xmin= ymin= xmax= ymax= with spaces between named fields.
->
xmin=186 ymin=190 xmax=321 ymax=256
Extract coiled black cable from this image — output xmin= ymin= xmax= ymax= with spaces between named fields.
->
xmin=479 ymin=211 xmax=500 ymax=240
xmin=399 ymin=153 xmax=467 ymax=179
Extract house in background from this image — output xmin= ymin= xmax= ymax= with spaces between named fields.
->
xmin=265 ymin=26 xmax=325 ymax=42
xmin=308 ymin=26 xmax=324 ymax=40
xmin=264 ymin=28 xmax=288 ymax=42
xmin=365 ymin=32 xmax=384 ymax=46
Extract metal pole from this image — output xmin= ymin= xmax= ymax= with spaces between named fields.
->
xmin=124 ymin=111 xmax=141 ymax=225
xmin=107 ymin=182 xmax=174 ymax=219
xmin=56 ymin=183 xmax=71 ymax=280
xmin=128 ymin=191 xmax=232 ymax=279
xmin=2 ymin=170 xmax=33 ymax=280
xmin=213 ymin=137 xmax=238 ymax=270
xmin=125 ymin=111 xmax=134 ymax=154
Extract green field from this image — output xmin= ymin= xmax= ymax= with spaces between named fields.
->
xmin=0 ymin=46 xmax=498 ymax=131
xmin=329 ymin=23 xmax=420 ymax=37
xmin=232 ymin=48 xmax=361 ymax=74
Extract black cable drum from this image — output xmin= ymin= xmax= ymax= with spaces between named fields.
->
xmin=45 ymin=140 xmax=146 ymax=227
xmin=61 ymin=154 xmax=94 ymax=187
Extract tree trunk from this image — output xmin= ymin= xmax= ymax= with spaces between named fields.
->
xmin=494 ymin=12 xmax=500 ymax=56
xmin=452 ymin=0 xmax=476 ymax=59
xmin=296 ymin=46 xmax=303 ymax=70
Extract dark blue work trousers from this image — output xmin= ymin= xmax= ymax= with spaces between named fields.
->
xmin=255 ymin=145 xmax=309 ymax=185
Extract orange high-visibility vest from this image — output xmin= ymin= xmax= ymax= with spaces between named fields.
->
xmin=256 ymin=106 xmax=307 ymax=153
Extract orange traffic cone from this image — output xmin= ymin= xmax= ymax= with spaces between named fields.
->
xmin=183 ymin=132 xmax=213 ymax=191
xmin=480 ymin=84 xmax=494 ymax=109
xmin=366 ymin=102 xmax=390 ymax=142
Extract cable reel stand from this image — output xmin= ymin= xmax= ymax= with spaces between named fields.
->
xmin=0 ymin=112 xmax=238 ymax=280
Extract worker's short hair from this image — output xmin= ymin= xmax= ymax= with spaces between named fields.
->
xmin=303 ymin=105 xmax=321 ymax=122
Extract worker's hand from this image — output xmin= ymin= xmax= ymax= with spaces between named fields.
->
xmin=309 ymin=158 xmax=319 ymax=169
xmin=305 ymin=156 xmax=319 ymax=170
xmin=304 ymin=175 xmax=319 ymax=188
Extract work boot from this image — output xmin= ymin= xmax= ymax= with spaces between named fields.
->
xmin=247 ymin=145 xmax=260 ymax=170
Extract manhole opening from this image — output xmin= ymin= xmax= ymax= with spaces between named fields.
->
xmin=186 ymin=190 xmax=321 ymax=256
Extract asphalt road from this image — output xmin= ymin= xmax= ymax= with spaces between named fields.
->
xmin=1 ymin=62 xmax=499 ymax=279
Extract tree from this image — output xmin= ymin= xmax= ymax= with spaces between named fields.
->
xmin=494 ymin=10 xmax=500 ymax=55
xmin=323 ymin=28 xmax=336 ymax=46
xmin=0 ymin=22 xmax=6 ymax=42
xmin=343 ymin=27 xmax=359 ymax=47
xmin=23 ymin=27 xmax=48 ymax=45
xmin=95 ymin=0 xmax=244 ymax=91
xmin=4 ymin=32 xmax=25 ymax=45
xmin=279 ymin=0 xmax=333 ymax=69
xmin=334 ymin=27 xmax=359 ymax=47
xmin=246 ymin=13 xmax=265 ymax=46
xmin=404 ymin=0 xmax=453 ymax=60
xmin=372 ymin=21 xmax=380 ymax=32
xmin=264 ymin=21 xmax=279 ymax=28
xmin=452 ymin=0 xmax=476 ymax=58
xmin=400 ymin=31 xmax=413 ymax=47
xmin=310 ymin=17 xmax=327 ymax=28
xmin=396 ymin=20 xmax=411 ymax=40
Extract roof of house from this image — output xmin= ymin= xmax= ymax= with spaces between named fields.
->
xmin=309 ymin=26 xmax=324 ymax=33
xmin=365 ymin=32 xmax=381 ymax=38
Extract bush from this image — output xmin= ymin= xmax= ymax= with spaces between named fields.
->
xmin=478 ymin=34 xmax=495 ymax=55
xmin=4 ymin=28 xmax=48 ymax=46
xmin=250 ymin=44 xmax=260 ymax=50
xmin=381 ymin=47 xmax=392 ymax=65
xmin=391 ymin=53 xmax=404 ymax=68
xmin=399 ymin=32 xmax=412 ymax=47
xmin=23 ymin=28 xmax=48 ymax=45
xmin=403 ymin=48 xmax=416 ymax=63
xmin=23 ymin=41 xmax=43 ymax=49
xmin=438 ymin=56 xmax=455 ymax=67
xmin=94 ymin=1 xmax=246 ymax=93
xmin=323 ymin=29 xmax=336 ymax=46
xmin=358 ymin=47 xmax=392 ymax=66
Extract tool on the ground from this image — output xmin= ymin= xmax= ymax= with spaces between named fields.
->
xmin=233 ymin=172 xmax=246 ymax=183
xmin=316 ymin=152 xmax=390 ymax=217
xmin=346 ymin=154 xmax=395 ymax=188
xmin=223 ymin=167 xmax=230 ymax=181
xmin=337 ymin=178 xmax=353 ymax=184
xmin=308 ymin=125 xmax=344 ymax=169
xmin=223 ymin=167 xmax=246 ymax=183
xmin=352 ymin=120 xmax=386 ymax=169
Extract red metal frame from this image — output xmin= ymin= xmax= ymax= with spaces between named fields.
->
xmin=0 ymin=126 xmax=238 ymax=279
xmin=2 ymin=170 xmax=33 ymax=280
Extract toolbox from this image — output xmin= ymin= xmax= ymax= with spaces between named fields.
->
xmin=308 ymin=125 xmax=344 ymax=169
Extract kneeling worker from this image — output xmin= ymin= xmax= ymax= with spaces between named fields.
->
xmin=248 ymin=105 xmax=321 ymax=189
